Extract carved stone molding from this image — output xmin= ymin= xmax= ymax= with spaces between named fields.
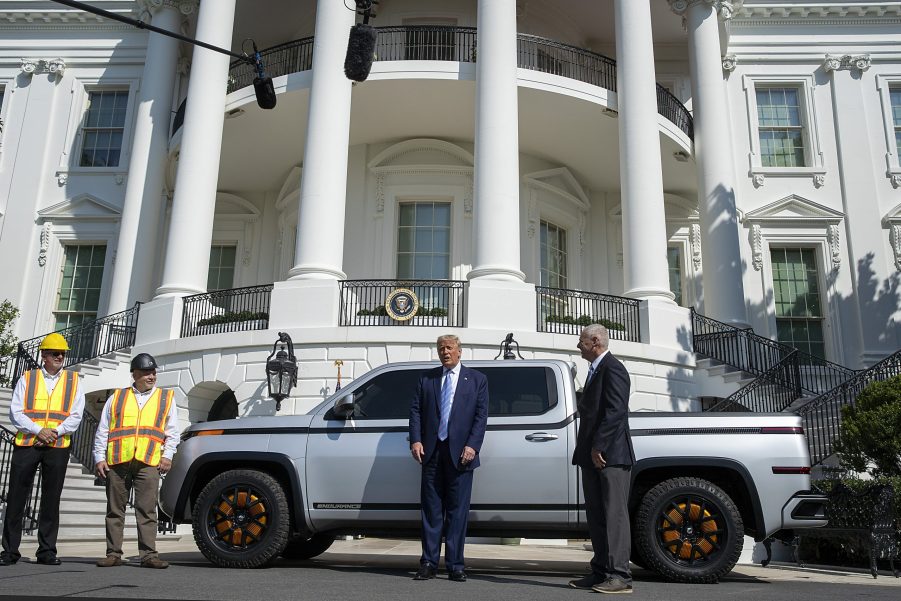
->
xmin=527 ymin=194 xmax=538 ymax=239
xmin=891 ymin=174 xmax=901 ymax=189
xmin=56 ymin=171 xmax=68 ymax=186
xmin=375 ymin=173 xmax=385 ymax=213
xmin=668 ymin=1 xmax=741 ymax=20
xmin=177 ymin=56 xmax=191 ymax=76
xmin=752 ymin=173 xmax=765 ymax=188
xmin=578 ymin=213 xmax=586 ymax=257
xmin=751 ymin=224 xmax=763 ymax=271
xmin=690 ymin=224 xmax=702 ymax=269
xmin=722 ymin=54 xmax=737 ymax=72
xmin=892 ymin=225 xmax=901 ymax=271
xmin=464 ymin=175 xmax=474 ymax=214
xmin=823 ymin=54 xmax=871 ymax=73
xmin=813 ymin=174 xmax=825 ymax=188
xmin=21 ymin=58 xmax=67 ymax=77
xmin=38 ymin=222 xmax=52 ymax=267
xmin=828 ymin=224 xmax=841 ymax=269
xmin=137 ymin=0 xmax=197 ymax=16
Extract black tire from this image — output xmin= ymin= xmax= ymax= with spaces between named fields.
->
xmin=192 ymin=469 xmax=290 ymax=568
xmin=280 ymin=534 xmax=335 ymax=560
xmin=634 ymin=477 xmax=743 ymax=584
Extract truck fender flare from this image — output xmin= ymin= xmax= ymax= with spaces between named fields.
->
xmin=630 ymin=456 xmax=765 ymax=539
xmin=172 ymin=451 xmax=309 ymax=536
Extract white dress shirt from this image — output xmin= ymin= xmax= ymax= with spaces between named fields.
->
xmin=586 ymin=349 xmax=610 ymax=386
xmin=442 ymin=362 xmax=461 ymax=415
xmin=93 ymin=386 xmax=181 ymax=465
xmin=9 ymin=367 xmax=85 ymax=437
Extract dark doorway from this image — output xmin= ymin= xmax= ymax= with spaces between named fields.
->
xmin=207 ymin=389 xmax=239 ymax=421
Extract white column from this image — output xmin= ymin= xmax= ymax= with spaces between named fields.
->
xmin=288 ymin=0 xmax=355 ymax=280
xmin=671 ymin=0 xmax=747 ymax=324
xmin=108 ymin=1 xmax=188 ymax=312
xmin=155 ymin=0 xmax=236 ymax=297
xmin=469 ymin=0 xmax=524 ymax=282
xmin=614 ymin=0 xmax=674 ymax=302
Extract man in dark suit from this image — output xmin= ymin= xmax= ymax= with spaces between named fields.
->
xmin=570 ymin=324 xmax=635 ymax=595
xmin=409 ymin=334 xmax=489 ymax=582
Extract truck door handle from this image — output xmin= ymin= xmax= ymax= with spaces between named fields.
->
xmin=525 ymin=432 xmax=558 ymax=442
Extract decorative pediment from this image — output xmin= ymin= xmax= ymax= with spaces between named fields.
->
xmin=523 ymin=168 xmax=590 ymax=211
xmin=37 ymin=194 xmax=120 ymax=222
xmin=742 ymin=195 xmax=844 ymax=225
xmin=368 ymin=138 xmax=474 ymax=171
xmin=215 ymin=193 xmax=259 ymax=221
xmin=275 ymin=165 xmax=303 ymax=212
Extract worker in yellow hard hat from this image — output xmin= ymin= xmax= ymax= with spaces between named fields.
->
xmin=1 ymin=333 xmax=84 ymax=567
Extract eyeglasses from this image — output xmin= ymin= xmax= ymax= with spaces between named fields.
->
xmin=44 ymin=352 xmax=66 ymax=358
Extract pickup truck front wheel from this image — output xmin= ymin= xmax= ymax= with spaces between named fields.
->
xmin=192 ymin=469 xmax=290 ymax=568
xmin=634 ymin=477 xmax=743 ymax=584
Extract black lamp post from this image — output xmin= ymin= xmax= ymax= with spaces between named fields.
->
xmin=266 ymin=332 xmax=297 ymax=412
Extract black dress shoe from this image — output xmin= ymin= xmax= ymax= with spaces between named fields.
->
xmin=413 ymin=564 xmax=438 ymax=580
xmin=36 ymin=556 xmax=62 ymax=566
xmin=449 ymin=570 xmax=467 ymax=582
xmin=0 ymin=555 xmax=17 ymax=566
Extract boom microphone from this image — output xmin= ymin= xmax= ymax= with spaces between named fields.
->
xmin=344 ymin=23 xmax=377 ymax=82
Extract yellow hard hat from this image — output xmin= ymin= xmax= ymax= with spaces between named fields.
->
xmin=39 ymin=332 xmax=70 ymax=351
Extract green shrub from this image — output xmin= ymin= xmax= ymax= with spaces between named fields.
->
xmin=545 ymin=314 xmax=625 ymax=331
xmin=196 ymin=311 xmax=268 ymax=327
xmin=0 ymin=300 xmax=20 ymax=387
xmin=428 ymin=307 xmax=448 ymax=317
xmin=834 ymin=375 xmax=901 ymax=478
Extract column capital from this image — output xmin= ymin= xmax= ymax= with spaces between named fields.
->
xmin=137 ymin=0 xmax=197 ymax=18
xmin=20 ymin=58 xmax=66 ymax=78
xmin=668 ymin=0 xmax=741 ymax=20
xmin=823 ymin=54 xmax=871 ymax=73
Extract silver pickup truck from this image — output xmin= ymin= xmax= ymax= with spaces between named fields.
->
xmin=160 ymin=359 xmax=827 ymax=583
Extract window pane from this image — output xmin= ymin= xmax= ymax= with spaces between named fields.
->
xmin=757 ymin=86 xmax=806 ymax=167
xmin=55 ymin=244 xmax=106 ymax=326
xmin=395 ymin=202 xmax=451 ymax=279
xmin=770 ymin=247 xmax=825 ymax=358
xmin=80 ymin=90 xmax=128 ymax=167
xmin=473 ymin=366 xmax=557 ymax=416
xmin=667 ymin=247 xmax=683 ymax=306
xmin=350 ymin=369 xmax=423 ymax=419
xmin=207 ymin=245 xmax=236 ymax=291
xmin=539 ymin=221 xmax=567 ymax=289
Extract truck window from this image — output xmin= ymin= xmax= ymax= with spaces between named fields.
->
xmin=473 ymin=366 xmax=558 ymax=416
xmin=348 ymin=369 xmax=423 ymax=419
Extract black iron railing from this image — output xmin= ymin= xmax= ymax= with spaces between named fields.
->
xmin=799 ymin=349 xmax=901 ymax=466
xmin=181 ymin=285 xmax=273 ymax=338
xmin=707 ymin=351 xmax=802 ymax=412
xmin=69 ymin=410 xmax=99 ymax=473
xmin=224 ymin=26 xmax=694 ymax=140
xmin=691 ymin=309 xmax=855 ymax=401
xmin=228 ymin=37 xmax=314 ymax=93
xmin=12 ymin=303 xmax=141 ymax=388
xmin=0 ymin=355 xmax=13 ymax=388
xmin=0 ymin=425 xmax=41 ymax=535
xmin=535 ymin=286 xmax=641 ymax=343
xmin=339 ymin=280 xmax=466 ymax=327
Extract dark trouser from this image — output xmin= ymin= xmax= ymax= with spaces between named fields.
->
xmin=581 ymin=465 xmax=632 ymax=585
xmin=1 ymin=445 xmax=70 ymax=561
xmin=420 ymin=439 xmax=474 ymax=572
xmin=105 ymin=461 xmax=160 ymax=561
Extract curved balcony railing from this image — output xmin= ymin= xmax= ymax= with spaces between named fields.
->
xmin=181 ymin=284 xmax=274 ymax=338
xmin=224 ymin=26 xmax=694 ymax=140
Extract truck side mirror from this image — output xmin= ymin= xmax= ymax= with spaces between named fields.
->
xmin=332 ymin=395 xmax=355 ymax=419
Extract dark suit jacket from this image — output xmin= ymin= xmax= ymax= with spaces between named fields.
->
xmin=572 ymin=353 xmax=635 ymax=469
xmin=409 ymin=364 xmax=489 ymax=471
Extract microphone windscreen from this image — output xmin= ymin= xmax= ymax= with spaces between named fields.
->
xmin=254 ymin=76 xmax=277 ymax=109
xmin=344 ymin=24 xmax=377 ymax=82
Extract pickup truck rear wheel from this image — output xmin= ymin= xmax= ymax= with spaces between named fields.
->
xmin=192 ymin=469 xmax=290 ymax=568
xmin=634 ymin=477 xmax=743 ymax=584
xmin=280 ymin=534 xmax=335 ymax=560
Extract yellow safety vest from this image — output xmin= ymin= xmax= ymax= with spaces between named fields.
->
xmin=15 ymin=370 xmax=78 ymax=449
xmin=106 ymin=387 xmax=174 ymax=467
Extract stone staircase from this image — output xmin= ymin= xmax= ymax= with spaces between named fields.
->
xmin=0 ymin=356 xmax=182 ymax=543
xmin=694 ymin=358 xmax=757 ymax=401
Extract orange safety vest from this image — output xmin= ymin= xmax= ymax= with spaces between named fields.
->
xmin=106 ymin=387 xmax=174 ymax=467
xmin=15 ymin=370 xmax=78 ymax=448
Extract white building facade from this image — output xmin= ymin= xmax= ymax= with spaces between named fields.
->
xmin=0 ymin=0 xmax=899 ymax=424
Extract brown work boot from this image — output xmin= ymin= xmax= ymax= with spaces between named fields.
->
xmin=141 ymin=556 xmax=169 ymax=569
xmin=95 ymin=555 xmax=123 ymax=567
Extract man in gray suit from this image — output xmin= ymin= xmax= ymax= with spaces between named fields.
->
xmin=569 ymin=324 xmax=635 ymax=594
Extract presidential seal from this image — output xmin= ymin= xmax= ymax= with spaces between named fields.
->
xmin=385 ymin=288 xmax=419 ymax=321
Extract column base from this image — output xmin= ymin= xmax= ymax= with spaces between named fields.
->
xmin=287 ymin=264 xmax=347 ymax=280
xmin=465 ymin=279 xmax=536 ymax=332
xmin=625 ymin=287 xmax=677 ymax=303
xmin=269 ymin=279 xmax=341 ymax=328
xmin=467 ymin=266 xmax=526 ymax=282
xmin=639 ymin=299 xmax=693 ymax=351
xmin=154 ymin=283 xmax=206 ymax=299
xmin=134 ymin=297 xmax=184 ymax=346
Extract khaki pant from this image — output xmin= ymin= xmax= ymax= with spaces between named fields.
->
xmin=105 ymin=461 xmax=160 ymax=561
